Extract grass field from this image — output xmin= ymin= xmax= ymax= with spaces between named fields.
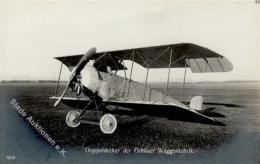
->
xmin=0 ymin=82 xmax=259 ymax=163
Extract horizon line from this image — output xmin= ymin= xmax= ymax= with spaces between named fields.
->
xmin=1 ymin=79 xmax=259 ymax=84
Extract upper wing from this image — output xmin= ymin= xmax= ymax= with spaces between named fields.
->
xmin=50 ymin=96 xmax=224 ymax=126
xmin=55 ymin=43 xmax=233 ymax=73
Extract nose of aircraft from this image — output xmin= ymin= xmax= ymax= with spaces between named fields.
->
xmin=53 ymin=47 xmax=97 ymax=108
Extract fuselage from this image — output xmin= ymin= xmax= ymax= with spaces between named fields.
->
xmin=80 ymin=64 xmax=187 ymax=109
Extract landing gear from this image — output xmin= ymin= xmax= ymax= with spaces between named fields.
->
xmin=65 ymin=111 xmax=80 ymax=128
xmin=99 ymin=114 xmax=117 ymax=134
xmin=65 ymin=93 xmax=117 ymax=133
xmin=65 ymin=110 xmax=117 ymax=134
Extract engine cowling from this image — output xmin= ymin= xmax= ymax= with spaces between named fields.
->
xmin=81 ymin=64 xmax=109 ymax=100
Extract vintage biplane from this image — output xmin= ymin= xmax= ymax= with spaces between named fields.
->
xmin=51 ymin=43 xmax=233 ymax=134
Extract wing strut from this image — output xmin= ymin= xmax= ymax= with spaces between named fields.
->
xmin=143 ymin=58 xmax=150 ymax=101
xmin=55 ymin=61 xmax=63 ymax=96
xmin=121 ymin=60 xmax=128 ymax=99
xmin=126 ymin=51 xmax=135 ymax=98
xmin=135 ymin=50 xmax=151 ymax=101
xmin=163 ymin=46 xmax=173 ymax=102
xmin=181 ymin=58 xmax=188 ymax=105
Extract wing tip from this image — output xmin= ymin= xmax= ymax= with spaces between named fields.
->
xmin=222 ymin=56 xmax=233 ymax=72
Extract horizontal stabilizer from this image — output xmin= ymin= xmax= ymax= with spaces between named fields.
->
xmin=198 ymin=110 xmax=226 ymax=118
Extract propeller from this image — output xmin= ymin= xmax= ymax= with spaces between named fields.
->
xmin=54 ymin=47 xmax=97 ymax=107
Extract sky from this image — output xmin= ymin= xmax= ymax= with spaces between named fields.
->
xmin=0 ymin=0 xmax=259 ymax=82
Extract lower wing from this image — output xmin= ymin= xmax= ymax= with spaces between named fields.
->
xmin=50 ymin=96 xmax=225 ymax=126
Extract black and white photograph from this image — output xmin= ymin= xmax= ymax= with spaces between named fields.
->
xmin=0 ymin=0 xmax=259 ymax=163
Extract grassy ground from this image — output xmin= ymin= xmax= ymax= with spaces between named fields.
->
xmin=1 ymin=82 xmax=259 ymax=147
xmin=0 ymin=82 xmax=259 ymax=163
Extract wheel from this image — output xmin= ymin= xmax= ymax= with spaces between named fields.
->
xmin=99 ymin=114 xmax=117 ymax=134
xmin=65 ymin=111 xmax=80 ymax=128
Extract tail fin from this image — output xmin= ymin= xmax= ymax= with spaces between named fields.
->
xmin=190 ymin=96 xmax=203 ymax=111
